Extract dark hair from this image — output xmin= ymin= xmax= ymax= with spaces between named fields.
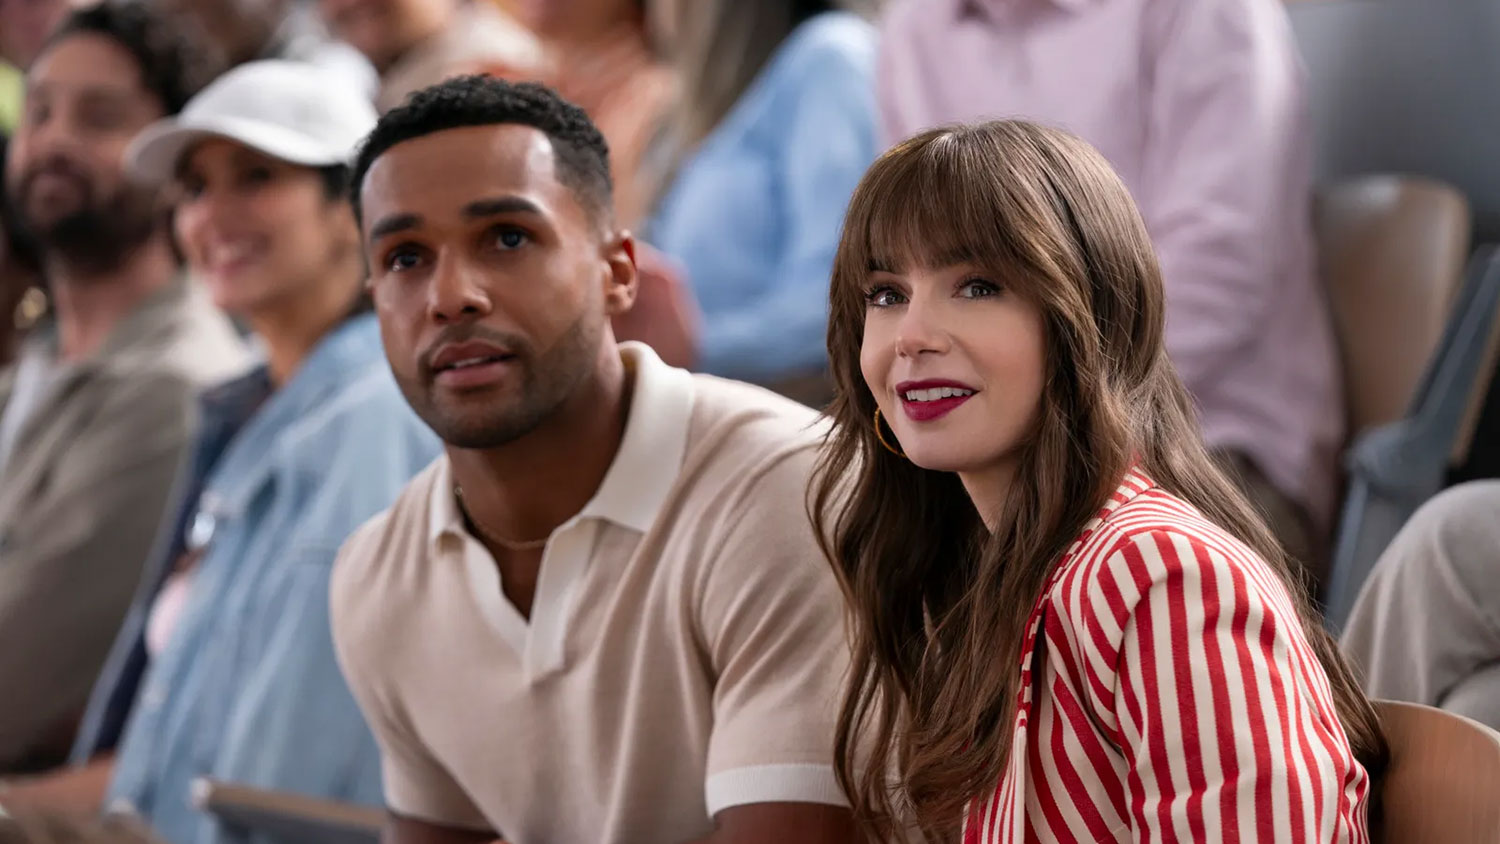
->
xmin=44 ymin=2 xmax=218 ymax=117
xmin=350 ymin=76 xmax=612 ymax=224
xmin=171 ymin=150 xmax=350 ymax=204
xmin=317 ymin=165 xmax=351 ymax=203
xmin=0 ymin=135 xmax=41 ymax=276
xmin=812 ymin=121 xmax=1387 ymax=841
xmin=316 ymin=163 xmax=373 ymax=317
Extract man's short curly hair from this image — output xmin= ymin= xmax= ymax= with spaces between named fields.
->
xmin=44 ymin=2 xmax=218 ymax=117
xmin=350 ymin=76 xmax=614 ymax=225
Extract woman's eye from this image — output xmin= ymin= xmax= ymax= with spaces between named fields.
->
xmin=244 ymin=166 xmax=274 ymax=185
xmin=176 ymin=178 xmax=205 ymax=201
xmin=959 ymin=278 xmax=1002 ymax=299
xmin=863 ymin=287 xmax=906 ymax=308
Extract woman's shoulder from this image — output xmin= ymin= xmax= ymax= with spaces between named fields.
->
xmin=708 ymin=12 xmax=877 ymax=151
xmin=787 ymin=12 xmax=879 ymax=56
xmin=772 ymin=12 xmax=878 ymax=81
xmin=276 ymin=366 xmax=435 ymax=468
xmin=1053 ymin=480 xmax=1297 ymax=625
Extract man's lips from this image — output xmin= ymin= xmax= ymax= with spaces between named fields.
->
xmin=429 ymin=340 xmax=515 ymax=372
xmin=426 ymin=340 xmax=518 ymax=390
xmin=23 ymin=169 xmax=90 ymax=207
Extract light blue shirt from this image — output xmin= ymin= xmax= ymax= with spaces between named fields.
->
xmin=648 ymin=12 xmax=879 ymax=381
xmin=98 ymin=314 xmax=439 ymax=844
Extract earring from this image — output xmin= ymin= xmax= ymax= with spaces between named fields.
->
xmin=873 ymin=408 xmax=906 ymax=458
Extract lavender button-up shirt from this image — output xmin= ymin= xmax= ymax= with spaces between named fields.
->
xmin=880 ymin=0 xmax=1341 ymax=524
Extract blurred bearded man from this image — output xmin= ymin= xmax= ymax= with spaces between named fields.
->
xmin=0 ymin=2 xmax=247 ymax=774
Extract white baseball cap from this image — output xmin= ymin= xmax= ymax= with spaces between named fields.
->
xmin=128 ymin=59 xmax=378 ymax=185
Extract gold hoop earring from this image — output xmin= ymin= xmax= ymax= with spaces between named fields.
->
xmin=873 ymin=408 xmax=906 ymax=458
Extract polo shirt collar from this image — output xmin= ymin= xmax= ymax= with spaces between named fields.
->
xmin=576 ymin=342 xmax=694 ymax=531
xmin=427 ymin=341 xmax=695 ymax=544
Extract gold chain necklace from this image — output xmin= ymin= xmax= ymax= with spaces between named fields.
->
xmin=453 ymin=485 xmax=550 ymax=552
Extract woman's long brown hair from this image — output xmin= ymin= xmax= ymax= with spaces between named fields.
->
xmin=810 ymin=121 xmax=1388 ymax=842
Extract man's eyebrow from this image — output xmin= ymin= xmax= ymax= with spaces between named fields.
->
xmin=369 ymin=213 xmax=422 ymax=240
xmin=463 ymin=197 xmax=544 ymax=219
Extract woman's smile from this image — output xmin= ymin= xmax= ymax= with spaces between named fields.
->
xmin=896 ymin=378 xmax=979 ymax=422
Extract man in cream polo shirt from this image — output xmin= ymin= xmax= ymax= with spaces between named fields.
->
xmin=331 ymin=76 xmax=857 ymax=844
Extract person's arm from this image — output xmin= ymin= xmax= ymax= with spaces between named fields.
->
xmin=694 ymin=445 xmax=859 ymax=844
xmin=213 ymin=403 xmax=439 ymax=819
xmin=212 ymin=541 xmax=386 ymax=807
xmin=1108 ymin=529 xmax=1369 ymax=840
xmin=0 ymin=756 xmax=115 ymax=814
xmin=683 ymin=803 xmax=859 ymax=844
xmin=331 ymin=530 xmax=499 ymax=844
xmin=0 ymin=374 xmax=196 ymax=770
xmin=697 ymin=31 xmax=879 ymax=381
xmin=1138 ymin=0 xmax=1313 ymax=392
xmin=382 ymin=813 xmax=496 ymax=844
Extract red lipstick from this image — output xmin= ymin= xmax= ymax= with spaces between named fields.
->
xmin=895 ymin=379 xmax=978 ymax=422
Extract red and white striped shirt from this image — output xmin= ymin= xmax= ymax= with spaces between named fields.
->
xmin=964 ymin=471 xmax=1370 ymax=843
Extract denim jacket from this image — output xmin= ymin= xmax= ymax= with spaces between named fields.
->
xmin=71 ymin=313 xmax=439 ymax=844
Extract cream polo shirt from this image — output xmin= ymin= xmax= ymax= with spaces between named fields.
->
xmin=331 ymin=343 xmax=850 ymax=844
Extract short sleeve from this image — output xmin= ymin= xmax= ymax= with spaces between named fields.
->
xmin=696 ymin=446 xmax=850 ymax=816
xmin=329 ymin=525 xmax=492 ymax=831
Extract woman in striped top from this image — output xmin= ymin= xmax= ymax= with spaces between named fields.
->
xmin=810 ymin=121 xmax=1388 ymax=843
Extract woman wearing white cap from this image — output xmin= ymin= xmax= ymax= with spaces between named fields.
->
xmin=0 ymin=61 xmax=439 ymax=837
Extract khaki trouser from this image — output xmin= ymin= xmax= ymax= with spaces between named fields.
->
xmin=1340 ymin=481 xmax=1500 ymax=730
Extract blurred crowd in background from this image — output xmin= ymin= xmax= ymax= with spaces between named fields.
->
xmin=0 ymin=0 xmax=1496 ymax=841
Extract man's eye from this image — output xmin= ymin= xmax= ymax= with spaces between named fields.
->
xmin=386 ymin=249 xmax=424 ymax=272
xmin=493 ymin=227 xmax=528 ymax=250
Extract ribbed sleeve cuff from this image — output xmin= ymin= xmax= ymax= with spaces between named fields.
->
xmin=705 ymin=763 xmax=848 ymax=815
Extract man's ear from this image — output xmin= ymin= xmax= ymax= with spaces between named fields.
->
xmin=603 ymin=232 xmax=639 ymax=317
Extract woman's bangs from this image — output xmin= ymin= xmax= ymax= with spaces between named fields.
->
xmin=856 ymin=136 xmax=1030 ymax=283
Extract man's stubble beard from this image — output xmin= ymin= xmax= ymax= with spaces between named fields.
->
xmin=403 ymin=309 xmax=605 ymax=451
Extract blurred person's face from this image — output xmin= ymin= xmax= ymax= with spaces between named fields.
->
xmin=4 ymin=32 xmax=166 ymax=272
xmin=174 ymin=139 xmax=359 ymax=318
xmin=148 ymin=0 xmax=288 ymax=68
xmin=361 ymin=123 xmax=636 ymax=449
xmin=0 ymin=0 xmax=71 ymax=68
xmin=319 ymin=0 xmax=456 ymax=72
xmin=507 ymin=0 xmax=638 ymax=41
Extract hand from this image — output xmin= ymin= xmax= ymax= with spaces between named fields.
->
xmin=614 ymin=243 xmax=701 ymax=370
